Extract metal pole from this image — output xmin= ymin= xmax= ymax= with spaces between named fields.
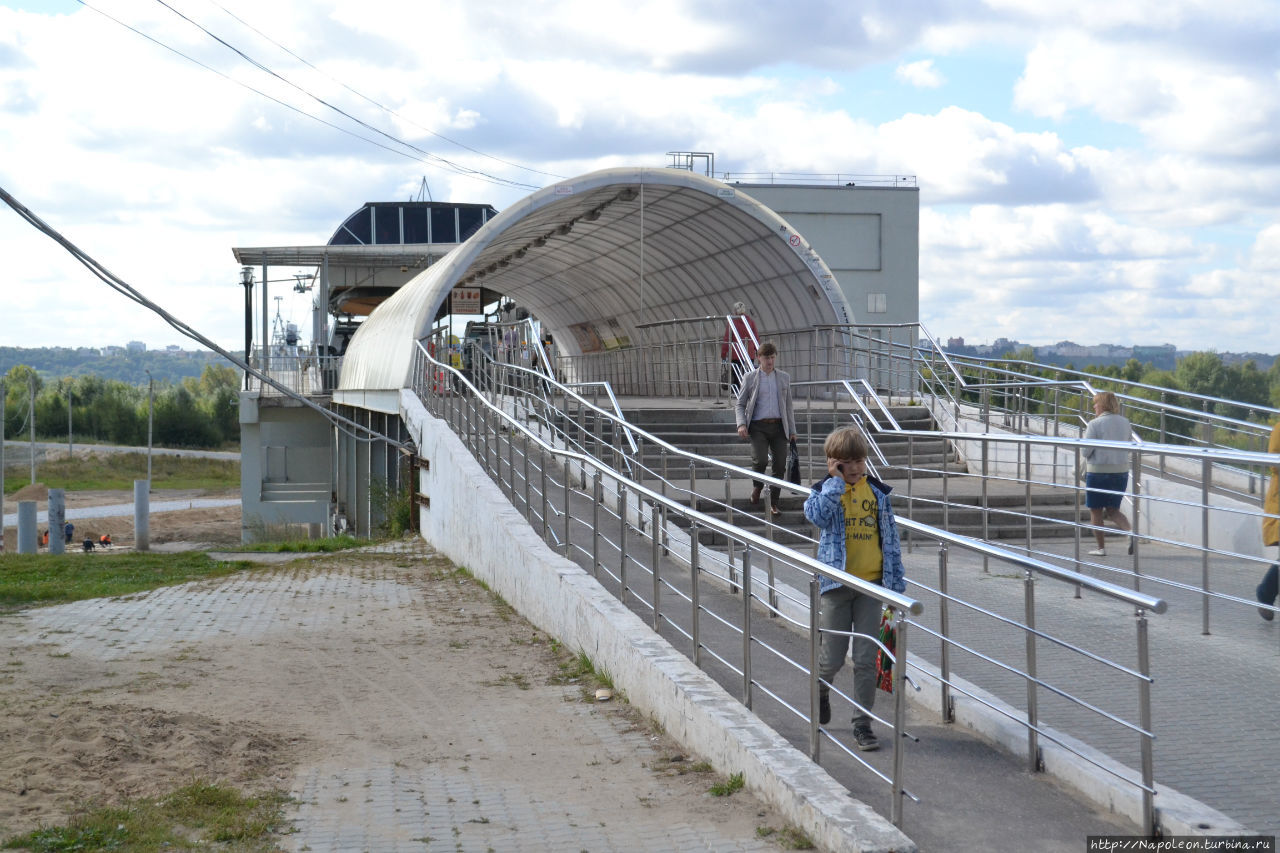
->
xmin=563 ymin=459 xmax=572 ymax=558
xmin=890 ymin=612 xmax=908 ymax=827
xmin=134 ymin=478 xmax=150 ymax=551
xmin=29 ymin=373 xmax=35 ymax=485
xmin=146 ymin=370 xmax=154 ymax=488
xmin=1024 ymin=568 xmax=1039 ymax=772
xmin=651 ymin=502 xmax=661 ymax=631
xmin=1202 ymin=456 xmax=1211 ymax=634
xmin=938 ymin=543 xmax=953 ymax=722
xmin=48 ymin=488 xmax=65 ymax=555
xmin=741 ymin=547 xmax=752 ymax=708
xmin=67 ymin=390 xmax=72 ymax=459
xmin=1136 ymin=608 xmax=1155 ymax=837
xmin=690 ymin=524 xmax=701 ymax=669
xmin=809 ymin=575 xmax=821 ymax=760
xmin=591 ymin=471 xmax=601 ymax=579
xmin=619 ymin=479 xmax=629 ymax=603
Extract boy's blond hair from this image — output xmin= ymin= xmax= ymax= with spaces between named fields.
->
xmin=824 ymin=426 xmax=869 ymax=461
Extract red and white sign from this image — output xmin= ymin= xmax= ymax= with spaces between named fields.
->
xmin=788 ymin=234 xmax=802 ymax=247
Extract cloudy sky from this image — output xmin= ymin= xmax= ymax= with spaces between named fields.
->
xmin=2 ymin=0 xmax=1278 ymax=355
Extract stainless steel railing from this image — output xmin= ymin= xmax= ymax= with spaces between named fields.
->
xmin=413 ymin=341 xmax=1172 ymax=834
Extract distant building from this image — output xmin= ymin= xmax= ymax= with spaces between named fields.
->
xmin=126 ymin=341 xmax=146 ymax=353
xmin=99 ymin=346 xmax=124 ymax=357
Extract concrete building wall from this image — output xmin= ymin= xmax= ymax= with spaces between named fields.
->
xmin=737 ymin=184 xmax=919 ymax=328
xmin=238 ymin=392 xmax=335 ymax=540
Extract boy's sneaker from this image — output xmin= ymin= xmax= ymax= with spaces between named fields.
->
xmin=819 ymin=694 xmax=831 ymax=725
xmin=853 ymin=725 xmax=879 ymax=752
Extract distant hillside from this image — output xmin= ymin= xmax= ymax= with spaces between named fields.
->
xmin=1 ymin=347 xmax=242 ymax=387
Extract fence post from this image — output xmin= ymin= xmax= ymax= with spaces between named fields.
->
xmin=618 ymin=479 xmax=629 ymax=604
xmin=1024 ymin=568 xmax=1040 ymax=772
xmin=591 ymin=471 xmax=601 ymax=579
xmin=651 ymin=503 xmax=661 ymax=632
xmin=891 ymin=612 xmax=908 ymax=827
xmin=1136 ymin=607 xmax=1156 ymax=837
xmin=691 ymin=524 xmax=702 ymax=669
xmin=1202 ymin=455 xmax=1211 ymax=635
xmin=563 ymin=459 xmax=572 ymax=558
xmin=938 ymin=543 xmax=953 ymax=722
xmin=741 ymin=547 xmax=752 ymax=708
xmin=809 ymin=574 xmax=821 ymax=761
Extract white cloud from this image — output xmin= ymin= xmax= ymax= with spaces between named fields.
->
xmin=895 ymin=59 xmax=944 ymax=88
xmin=0 ymin=0 xmax=1278 ymax=356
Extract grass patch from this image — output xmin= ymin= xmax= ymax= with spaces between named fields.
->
xmin=708 ymin=771 xmax=745 ymax=797
xmin=756 ymin=825 xmax=815 ymax=849
xmin=0 ymin=551 xmax=255 ymax=612
xmin=0 ymin=780 xmax=288 ymax=852
xmin=4 ymin=452 xmax=239 ymax=495
xmin=234 ymin=535 xmax=364 ymax=553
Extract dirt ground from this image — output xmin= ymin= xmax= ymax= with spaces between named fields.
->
xmin=0 ymin=493 xmax=789 ymax=848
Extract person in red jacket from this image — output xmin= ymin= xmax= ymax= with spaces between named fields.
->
xmin=720 ymin=301 xmax=758 ymax=395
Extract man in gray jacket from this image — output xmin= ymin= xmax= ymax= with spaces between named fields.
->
xmin=734 ymin=342 xmax=798 ymax=515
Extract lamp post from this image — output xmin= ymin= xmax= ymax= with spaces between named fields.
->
xmin=145 ymin=369 xmax=153 ymax=489
xmin=241 ymin=266 xmax=254 ymax=391
xmin=67 ymin=387 xmax=73 ymax=459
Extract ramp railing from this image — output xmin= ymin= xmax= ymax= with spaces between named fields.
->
xmin=413 ymin=340 xmax=1172 ymax=834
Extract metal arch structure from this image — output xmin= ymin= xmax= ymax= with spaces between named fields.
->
xmin=337 ymin=166 xmax=854 ymax=392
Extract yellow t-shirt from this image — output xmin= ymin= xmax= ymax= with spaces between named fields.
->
xmin=841 ymin=478 xmax=882 ymax=582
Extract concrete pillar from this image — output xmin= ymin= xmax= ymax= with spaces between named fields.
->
xmin=17 ymin=501 xmax=37 ymax=554
xmin=48 ymin=489 xmax=66 ymax=555
xmin=134 ymin=479 xmax=150 ymax=551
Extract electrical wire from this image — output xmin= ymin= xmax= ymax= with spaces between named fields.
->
xmin=73 ymin=0 xmax=540 ymax=192
xmin=199 ymin=0 xmax=566 ymax=183
xmin=0 ymin=183 xmax=409 ymax=451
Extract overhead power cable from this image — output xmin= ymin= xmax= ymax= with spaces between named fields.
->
xmin=150 ymin=0 xmax=540 ymax=191
xmin=0 ymin=183 xmax=409 ymax=451
xmin=72 ymin=0 xmax=538 ymax=192
xmin=200 ymin=0 xmax=566 ymax=182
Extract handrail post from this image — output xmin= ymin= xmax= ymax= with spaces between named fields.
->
xmin=691 ymin=524 xmax=702 ymax=669
xmin=890 ymin=611 xmax=908 ymax=827
xmin=1073 ymin=444 xmax=1083 ymax=598
xmin=540 ymin=445 xmax=549 ymax=542
xmin=741 ymin=547 xmax=753 ymax=708
xmin=1136 ymin=607 xmax=1156 ymax=837
xmin=724 ymin=469 xmax=736 ymax=569
xmin=938 ymin=543 xmax=953 ymax=722
xmin=562 ymin=459 xmax=571 ymax=558
xmin=523 ymin=433 xmax=531 ymax=516
xmin=809 ymin=574 xmax=821 ymax=760
xmin=651 ymin=503 xmax=661 ymax=631
xmin=981 ymin=437 xmax=990 ymax=573
xmin=1024 ymin=567 xmax=1041 ymax=772
xmin=618 ymin=478 xmax=629 ymax=603
xmin=591 ymin=471 xmax=601 ymax=579
xmin=1202 ymin=456 xmax=1211 ymax=634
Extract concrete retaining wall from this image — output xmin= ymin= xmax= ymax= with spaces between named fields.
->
xmin=401 ymin=390 xmax=914 ymax=853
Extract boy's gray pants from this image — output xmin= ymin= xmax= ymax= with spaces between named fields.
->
xmin=818 ymin=585 xmax=883 ymax=729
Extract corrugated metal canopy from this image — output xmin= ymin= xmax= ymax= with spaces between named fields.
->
xmin=339 ymin=167 xmax=851 ymax=391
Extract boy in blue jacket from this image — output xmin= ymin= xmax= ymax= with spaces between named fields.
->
xmin=803 ymin=426 xmax=906 ymax=751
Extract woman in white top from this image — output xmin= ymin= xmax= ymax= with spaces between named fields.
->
xmin=1082 ymin=391 xmax=1133 ymax=556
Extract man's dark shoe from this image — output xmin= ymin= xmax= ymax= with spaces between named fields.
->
xmin=750 ymin=486 xmax=762 ymax=506
xmin=853 ymin=725 xmax=879 ymax=752
xmin=819 ymin=694 xmax=831 ymax=725
xmin=1259 ymin=587 xmax=1275 ymax=621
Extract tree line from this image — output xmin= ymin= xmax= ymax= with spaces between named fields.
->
xmin=2 ymin=364 xmax=240 ymax=449
xmin=932 ymin=349 xmax=1280 ymax=447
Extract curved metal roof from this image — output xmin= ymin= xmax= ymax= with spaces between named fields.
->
xmin=338 ymin=166 xmax=852 ymax=391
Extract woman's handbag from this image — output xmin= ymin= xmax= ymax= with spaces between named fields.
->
xmin=875 ymin=608 xmax=896 ymax=693
xmin=785 ymin=439 xmax=801 ymax=485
